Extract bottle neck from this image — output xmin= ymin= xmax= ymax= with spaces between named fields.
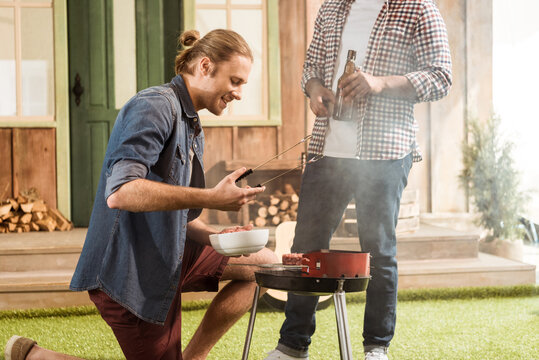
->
xmin=344 ymin=60 xmax=356 ymax=75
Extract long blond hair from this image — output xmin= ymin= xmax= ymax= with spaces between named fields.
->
xmin=175 ymin=29 xmax=253 ymax=75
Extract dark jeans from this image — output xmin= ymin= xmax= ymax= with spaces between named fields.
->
xmin=277 ymin=154 xmax=413 ymax=356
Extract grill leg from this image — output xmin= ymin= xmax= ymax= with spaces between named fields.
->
xmin=242 ymin=284 xmax=261 ymax=360
xmin=334 ymin=280 xmax=353 ymax=360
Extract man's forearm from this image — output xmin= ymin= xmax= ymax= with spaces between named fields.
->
xmin=377 ymin=75 xmax=418 ymax=101
xmin=107 ymin=178 xmax=214 ymax=212
xmin=304 ymin=78 xmax=325 ymax=98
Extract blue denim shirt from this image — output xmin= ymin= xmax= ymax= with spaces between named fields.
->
xmin=70 ymin=75 xmax=205 ymax=325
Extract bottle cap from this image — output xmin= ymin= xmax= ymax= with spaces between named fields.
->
xmin=347 ymin=50 xmax=357 ymax=60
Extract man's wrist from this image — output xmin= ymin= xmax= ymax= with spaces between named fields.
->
xmin=372 ymin=75 xmax=386 ymax=95
xmin=305 ymin=78 xmax=324 ymax=98
xmin=202 ymin=187 xmax=217 ymax=209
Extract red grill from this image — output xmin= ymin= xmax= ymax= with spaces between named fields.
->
xmin=301 ymin=249 xmax=370 ymax=278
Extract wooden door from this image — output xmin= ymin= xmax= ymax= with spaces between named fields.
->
xmin=68 ymin=0 xmax=118 ymax=226
xmin=68 ymin=0 xmax=182 ymax=226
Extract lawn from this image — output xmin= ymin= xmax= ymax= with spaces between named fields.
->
xmin=0 ymin=286 xmax=537 ymax=360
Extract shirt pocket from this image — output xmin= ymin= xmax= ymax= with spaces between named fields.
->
xmin=381 ymin=27 xmax=411 ymax=47
xmin=169 ymin=144 xmax=187 ymax=185
xmin=378 ymin=27 xmax=414 ymax=73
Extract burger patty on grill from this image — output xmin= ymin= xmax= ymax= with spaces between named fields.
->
xmin=282 ymin=253 xmax=304 ymax=265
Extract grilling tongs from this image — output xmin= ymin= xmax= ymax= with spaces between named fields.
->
xmin=234 ymin=134 xmax=323 ymax=187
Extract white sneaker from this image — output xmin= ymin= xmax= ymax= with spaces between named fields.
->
xmin=365 ymin=347 xmax=388 ymax=360
xmin=265 ymin=349 xmax=307 ymax=360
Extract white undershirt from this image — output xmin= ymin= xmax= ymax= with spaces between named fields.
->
xmin=323 ymin=0 xmax=385 ymax=159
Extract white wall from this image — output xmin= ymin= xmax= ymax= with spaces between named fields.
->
xmin=493 ymin=0 xmax=539 ymax=221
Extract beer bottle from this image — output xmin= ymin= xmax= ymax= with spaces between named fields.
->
xmin=333 ymin=50 xmax=357 ymax=121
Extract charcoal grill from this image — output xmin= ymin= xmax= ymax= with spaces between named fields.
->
xmin=241 ymin=251 xmax=370 ymax=360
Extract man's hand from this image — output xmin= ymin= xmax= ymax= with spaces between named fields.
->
xmin=340 ymin=69 xmax=417 ymax=101
xmin=306 ymin=79 xmax=335 ymax=117
xmin=209 ymin=168 xmax=265 ymax=211
xmin=340 ymin=69 xmax=384 ymax=101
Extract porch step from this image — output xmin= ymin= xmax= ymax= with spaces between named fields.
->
xmin=0 ymin=229 xmax=88 ymax=310
xmin=0 ymin=225 xmax=535 ymax=311
xmin=0 ymin=255 xmax=534 ymax=310
xmin=398 ymin=253 xmax=536 ymax=289
xmin=0 ymin=270 xmax=91 ymax=310
xmin=0 ymin=228 xmax=85 ymax=272
xmin=330 ymin=223 xmax=480 ymax=260
xmin=0 ymin=225 xmax=479 ymax=271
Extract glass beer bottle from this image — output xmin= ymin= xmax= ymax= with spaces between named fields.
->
xmin=333 ymin=49 xmax=357 ymax=121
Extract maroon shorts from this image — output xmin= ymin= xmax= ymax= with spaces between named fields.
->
xmin=89 ymin=239 xmax=229 ymax=360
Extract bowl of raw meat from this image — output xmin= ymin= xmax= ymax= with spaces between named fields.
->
xmin=210 ymin=228 xmax=269 ymax=256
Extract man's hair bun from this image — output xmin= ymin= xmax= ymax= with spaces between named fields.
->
xmin=175 ymin=29 xmax=252 ymax=75
xmin=179 ymin=30 xmax=200 ymax=47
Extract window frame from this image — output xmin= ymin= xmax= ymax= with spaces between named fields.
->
xmin=183 ymin=0 xmax=281 ymax=127
xmin=0 ymin=0 xmax=62 ymax=128
xmin=0 ymin=0 xmax=70 ymax=217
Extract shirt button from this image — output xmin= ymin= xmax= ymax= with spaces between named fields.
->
xmin=194 ymin=144 xmax=197 ymax=149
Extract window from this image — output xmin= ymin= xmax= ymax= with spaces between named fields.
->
xmin=184 ymin=0 xmax=281 ymax=126
xmin=0 ymin=0 xmax=55 ymax=124
xmin=113 ymin=0 xmax=137 ymax=109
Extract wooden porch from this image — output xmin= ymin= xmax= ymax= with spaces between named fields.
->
xmin=0 ymin=223 xmax=535 ymax=311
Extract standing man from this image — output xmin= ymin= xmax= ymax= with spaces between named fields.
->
xmin=5 ymin=29 xmax=277 ymax=360
xmin=266 ymin=1 xmax=451 ymax=359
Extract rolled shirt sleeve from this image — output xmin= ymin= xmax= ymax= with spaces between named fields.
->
xmin=405 ymin=1 xmax=452 ymax=103
xmin=105 ymin=160 xmax=148 ymax=199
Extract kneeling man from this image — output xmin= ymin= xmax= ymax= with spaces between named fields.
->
xmin=5 ymin=28 xmax=277 ymax=360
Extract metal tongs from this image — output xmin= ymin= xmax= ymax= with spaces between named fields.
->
xmin=234 ymin=134 xmax=324 ymax=187
xmin=226 ymin=263 xmax=307 ymax=270
xmin=254 ymin=155 xmax=323 ymax=187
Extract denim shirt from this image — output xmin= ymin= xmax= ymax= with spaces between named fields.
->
xmin=70 ymin=75 xmax=205 ymax=325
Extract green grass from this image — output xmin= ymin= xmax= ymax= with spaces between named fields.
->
xmin=0 ymin=286 xmax=537 ymax=360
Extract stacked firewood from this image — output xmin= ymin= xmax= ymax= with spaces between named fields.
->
xmin=0 ymin=190 xmax=73 ymax=233
xmin=252 ymin=184 xmax=299 ymax=227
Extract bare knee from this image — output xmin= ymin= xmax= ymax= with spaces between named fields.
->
xmin=256 ymin=247 xmax=279 ymax=264
xmin=222 ymin=247 xmax=278 ymax=281
xmin=228 ymin=247 xmax=277 ymax=266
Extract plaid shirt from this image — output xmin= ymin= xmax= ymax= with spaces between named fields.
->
xmin=303 ymin=0 xmax=452 ymax=161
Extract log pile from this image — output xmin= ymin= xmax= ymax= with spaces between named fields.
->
xmin=251 ymin=184 xmax=299 ymax=227
xmin=0 ymin=191 xmax=73 ymax=233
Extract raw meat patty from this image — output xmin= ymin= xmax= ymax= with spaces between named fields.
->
xmin=282 ymin=253 xmax=304 ymax=265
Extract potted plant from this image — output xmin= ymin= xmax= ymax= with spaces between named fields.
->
xmin=459 ymin=116 xmax=528 ymax=261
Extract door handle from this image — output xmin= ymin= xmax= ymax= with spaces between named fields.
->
xmin=72 ymin=73 xmax=84 ymax=106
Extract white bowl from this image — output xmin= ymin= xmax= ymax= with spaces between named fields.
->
xmin=210 ymin=229 xmax=269 ymax=256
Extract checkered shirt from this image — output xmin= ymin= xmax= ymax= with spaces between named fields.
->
xmin=303 ymin=0 xmax=452 ymax=162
